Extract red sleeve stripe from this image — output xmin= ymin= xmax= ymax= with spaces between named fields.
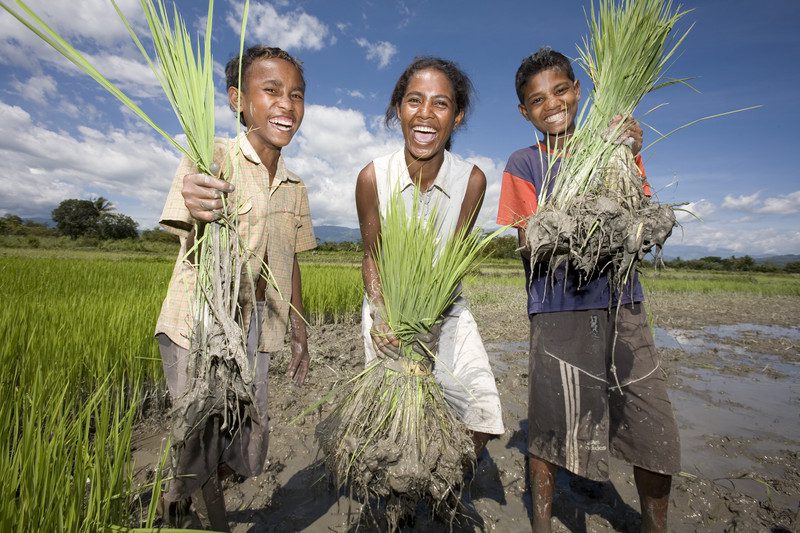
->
xmin=634 ymin=154 xmax=652 ymax=198
xmin=497 ymin=171 xmax=538 ymax=228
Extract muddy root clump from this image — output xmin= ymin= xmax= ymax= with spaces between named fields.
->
xmin=528 ymin=146 xmax=677 ymax=290
xmin=315 ymin=362 xmax=474 ymax=529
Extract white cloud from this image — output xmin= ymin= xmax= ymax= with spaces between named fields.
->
xmin=348 ymin=90 xmax=365 ymax=99
xmin=722 ymin=192 xmax=760 ymax=210
xmin=0 ymin=0 xmax=143 ymax=51
xmin=284 ymin=105 xmax=401 ymax=226
xmin=229 ymin=2 xmax=332 ymax=51
xmin=0 ymin=100 xmax=178 ymax=225
xmin=463 ymin=154 xmax=504 ymax=229
xmin=355 ymin=38 xmax=397 ymax=69
xmin=756 ymin=191 xmax=800 ymax=215
xmin=1 ymin=0 xmax=164 ymax=100
xmin=670 ymin=222 xmax=800 ymax=256
xmin=11 ymin=75 xmax=57 ymax=104
xmin=675 ymin=199 xmax=715 ymax=223
xmin=722 ymin=190 xmax=800 ymax=215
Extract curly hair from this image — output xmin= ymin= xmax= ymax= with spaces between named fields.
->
xmin=515 ymin=47 xmax=575 ymax=104
xmin=385 ymin=57 xmax=474 ymax=151
xmin=225 ymin=45 xmax=305 ymax=126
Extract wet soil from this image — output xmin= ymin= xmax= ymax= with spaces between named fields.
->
xmin=132 ymin=288 xmax=800 ymax=532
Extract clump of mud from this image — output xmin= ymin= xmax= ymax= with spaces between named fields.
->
xmin=315 ymin=363 xmax=474 ymax=530
xmin=527 ymin=146 xmax=676 ymax=290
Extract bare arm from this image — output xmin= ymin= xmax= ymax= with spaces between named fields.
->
xmin=286 ymin=254 xmax=310 ymax=385
xmin=355 ymin=163 xmax=383 ymax=305
xmin=355 ymin=163 xmax=400 ymax=358
xmin=454 ymin=165 xmax=487 ymax=236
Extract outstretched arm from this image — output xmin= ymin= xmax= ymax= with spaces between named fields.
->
xmin=355 ymin=163 xmax=400 ymax=358
xmin=286 ymin=254 xmax=310 ymax=385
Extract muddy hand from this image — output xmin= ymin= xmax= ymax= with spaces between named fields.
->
xmin=370 ymin=314 xmax=401 ymax=360
xmin=182 ymin=162 xmax=235 ymax=223
xmin=287 ymin=336 xmax=310 ymax=386
xmin=411 ymin=321 xmax=442 ymax=358
xmin=607 ymin=114 xmax=643 ymax=155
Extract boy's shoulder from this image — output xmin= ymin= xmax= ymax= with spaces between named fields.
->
xmin=284 ymin=166 xmax=306 ymax=186
xmin=507 ymin=143 xmax=544 ymax=161
xmin=505 ymin=143 xmax=548 ymax=178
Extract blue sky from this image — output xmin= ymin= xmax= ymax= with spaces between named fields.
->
xmin=1 ymin=0 xmax=798 ymax=256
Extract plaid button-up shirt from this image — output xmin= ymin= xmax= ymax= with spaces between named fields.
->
xmin=155 ymin=134 xmax=316 ymax=352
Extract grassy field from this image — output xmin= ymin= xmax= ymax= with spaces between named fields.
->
xmin=1 ymin=246 xmax=797 ymax=530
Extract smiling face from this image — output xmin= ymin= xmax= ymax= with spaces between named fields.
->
xmin=397 ymin=68 xmax=464 ymax=164
xmin=518 ymin=68 xmax=580 ymax=147
xmin=229 ymin=57 xmax=305 ymax=157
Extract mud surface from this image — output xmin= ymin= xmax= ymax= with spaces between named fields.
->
xmin=132 ymin=289 xmax=800 ymax=532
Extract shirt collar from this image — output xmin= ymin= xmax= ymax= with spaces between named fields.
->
xmin=236 ymin=132 xmax=298 ymax=184
xmin=399 ymin=149 xmax=452 ymax=198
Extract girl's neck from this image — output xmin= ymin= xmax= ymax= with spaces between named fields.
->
xmin=404 ymin=148 xmax=445 ymax=192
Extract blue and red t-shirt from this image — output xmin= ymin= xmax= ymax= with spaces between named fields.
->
xmin=496 ymin=142 xmax=651 ymax=316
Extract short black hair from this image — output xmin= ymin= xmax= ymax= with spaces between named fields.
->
xmin=225 ymin=45 xmax=305 ymax=126
xmin=385 ymin=57 xmax=474 ymax=151
xmin=515 ymin=47 xmax=575 ymax=104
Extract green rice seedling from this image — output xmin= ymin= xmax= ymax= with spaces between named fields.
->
xmin=313 ymin=190 xmax=505 ymax=527
xmin=526 ymin=0 xmax=691 ymax=291
xmin=0 ymin=255 xmax=169 ymax=530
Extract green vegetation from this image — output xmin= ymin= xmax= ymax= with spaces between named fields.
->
xmin=300 ymin=264 xmax=363 ymax=324
xmin=0 ymin=244 xmax=796 ymax=529
xmin=640 ymin=268 xmax=800 ymax=296
xmin=0 ymin=255 xmax=168 ymax=530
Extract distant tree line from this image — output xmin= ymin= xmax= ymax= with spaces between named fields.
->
xmin=657 ymin=255 xmax=800 ymax=274
xmin=1 ymin=197 xmax=178 ymax=244
xmin=3 ymin=206 xmax=799 ymax=273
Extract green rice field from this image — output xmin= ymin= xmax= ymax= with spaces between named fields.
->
xmin=0 ymin=248 xmax=797 ymax=529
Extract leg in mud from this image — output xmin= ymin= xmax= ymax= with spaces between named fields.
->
xmin=529 ymin=455 xmax=558 ymax=533
xmin=472 ymin=431 xmax=491 ymax=458
xmin=633 ymin=466 xmax=671 ymax=533
xmin=193 ymin=471 xmax=230 ymax=532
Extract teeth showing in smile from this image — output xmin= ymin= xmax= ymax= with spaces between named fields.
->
xmin=412 ymin=125 xmax=436 ymax=144
xmin=269 ymin=117 xmax=293 ymax=131
xmin=544 ymin=111 xmax=566 ymax=125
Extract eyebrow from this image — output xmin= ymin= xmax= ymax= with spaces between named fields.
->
xmin=405 ymin=90 xmax=454 ymax=101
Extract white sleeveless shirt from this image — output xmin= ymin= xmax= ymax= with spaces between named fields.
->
xmin=371 ymin=148 xmax=474 ymax=247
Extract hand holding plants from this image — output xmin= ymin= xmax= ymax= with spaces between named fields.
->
xmin=606 ymin=114 xmax=643 ymax=155
xmin=181 ymin=167 xmax=235 ymax=223
xmin=369 ymin=305 xmax=401 ymax=360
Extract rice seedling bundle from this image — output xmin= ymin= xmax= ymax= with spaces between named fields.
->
xmin=2 ymin=0 xmax=256 ymax=504
xmin=528 ymin=0 xmax=688 ymax=290
xmin=313 ymin=191 xmax=503 ymax=527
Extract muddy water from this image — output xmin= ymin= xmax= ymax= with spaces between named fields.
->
xmin=657 ymin=324 xmax=800 ymax=511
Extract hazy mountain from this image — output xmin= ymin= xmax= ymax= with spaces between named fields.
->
xmin=314 ymin=225 xmax=361 ymax=243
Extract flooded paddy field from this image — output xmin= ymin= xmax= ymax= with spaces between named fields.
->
xmin=133 ymin=286 xmax=800 ymax=532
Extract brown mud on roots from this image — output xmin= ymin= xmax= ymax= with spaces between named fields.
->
xmin=528 ymin=146 xmax=677 ymax=290
xmin=315 ymin=362 xmax=475 ymax=530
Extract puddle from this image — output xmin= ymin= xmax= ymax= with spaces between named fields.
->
xmin=655 ymin=324 xmax=800 ymax=507
xmin=484 ymin=341 xmax=528 ymax=374
xmin=704 ymin=323 xmax=800 ymax=341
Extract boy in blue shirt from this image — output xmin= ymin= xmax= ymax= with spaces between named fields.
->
xmin=497 ymin=48 xmax=680 ymax=533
